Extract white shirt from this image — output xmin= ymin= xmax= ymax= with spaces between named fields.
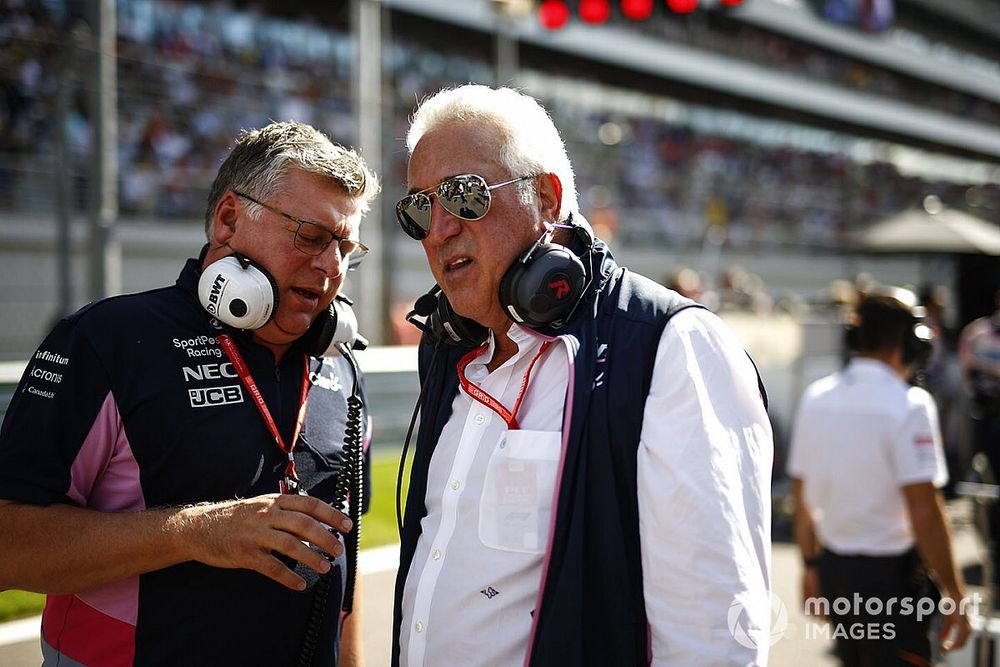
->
xmin=788 ymin=358 xmax=948 ymax=555
xmin=401 ymin=309 xmax=773 ymax=666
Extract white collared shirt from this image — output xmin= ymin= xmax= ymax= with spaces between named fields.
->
xmin=401 ymin=309 xmax=773 ymax=666
xmin=788 ymin=357 xmax=948 ymax=555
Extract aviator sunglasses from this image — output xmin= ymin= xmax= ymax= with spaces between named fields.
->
xmin=395 ymin=173 xmax=538 ymax=241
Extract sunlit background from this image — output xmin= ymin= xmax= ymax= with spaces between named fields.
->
xmin=0 ymin=0 xmax=998 ymax=663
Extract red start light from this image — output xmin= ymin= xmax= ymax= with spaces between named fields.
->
xmin=538 ymin=0 xmax=570 ymax=30
xmin=579 ymin=0 xmax=612 ymax=24
xmin=720 ymin=0 xmax=743 ymax=5
xmin=621 ymin=0 xmax=655 ymax=20
xmin=667 ymin=0 xmax=698 ymax=13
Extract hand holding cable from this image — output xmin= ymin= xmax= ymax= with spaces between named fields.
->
xmin=174 ymin=493 xmax=353 ymax=591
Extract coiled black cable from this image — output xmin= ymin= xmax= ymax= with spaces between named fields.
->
xmin=297 ymin=566 xmax=331 ymax=667
xmin=340 ymin=387 xmax=364 ymax=614
xmin=298 ymin=344 xmax=364 ymax=667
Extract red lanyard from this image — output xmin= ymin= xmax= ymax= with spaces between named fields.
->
xmin=218 ymin=335 xmax=310 ymax=493
xmin=457 ymin=340 xmax=552 ymax=430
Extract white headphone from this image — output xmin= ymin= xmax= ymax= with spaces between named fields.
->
xmin=197 ymin=252 xmax=366 ymax=354
xmin=197 ymin=254 xmax=278 ymax=330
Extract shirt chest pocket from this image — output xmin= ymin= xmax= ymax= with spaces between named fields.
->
xmin=478 ymin=429 xmax=562 ymax=554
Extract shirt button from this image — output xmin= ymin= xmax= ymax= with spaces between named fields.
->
xmin=432 ymin=549 xmax=442 ymax=560
xmin=415 ymin=621 xmax=424 ymax=633
xmin=450 ymin=479 xmax=460 ymax=491
xmin=474 ymin=414 xmax=486 ymax=425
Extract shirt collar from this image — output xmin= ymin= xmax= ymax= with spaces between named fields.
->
xmin=846 ymin=357 xmax=902 ymax=384
xmin=465 ymin=323 xmax=545 ymax=380
xmin=176 ymin=256 xmax=203 ymax=296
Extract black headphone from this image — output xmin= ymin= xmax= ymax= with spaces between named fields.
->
xmin=406 ymin=221 xmax=593 ymax=347
xmin=197 ymin=251 xmax=366 ymax=356
xmin=904 ymin=322 xmax=934 ymax=366
xmin=844 ymin=322 xmax=932 ymax=366
xmin=406 ymin=285 xmax=490 ymax=347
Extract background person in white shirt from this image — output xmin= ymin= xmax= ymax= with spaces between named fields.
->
xmin=790 ymin=287 xmax=972 ymax=666
xmin=391 ymin=84 xmax=773 ymax=666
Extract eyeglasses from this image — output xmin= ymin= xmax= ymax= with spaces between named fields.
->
xmin=395 ymin=173 xmax=537 ymax=241
xmin=233 ymin=191 xmax=369 ymax=266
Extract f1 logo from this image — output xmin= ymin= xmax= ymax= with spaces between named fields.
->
xmin=548 ymin=279 xmax=571 ymax=300
xmin=189 ymin=385 xmax=244 ymax=408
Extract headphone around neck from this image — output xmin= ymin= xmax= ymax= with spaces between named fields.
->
xmin=198 ymin=253 xmax=277 ymax=330
xmin=197 ymin=251 xmax=366 ymax=356
xmin=406 ymin=219 xmax=594 ymax=347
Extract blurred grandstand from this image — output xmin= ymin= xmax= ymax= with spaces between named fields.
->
xmin=1 ymin=0 xmax=999 ymax=445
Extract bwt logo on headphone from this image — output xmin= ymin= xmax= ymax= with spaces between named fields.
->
xmin=205 ymin=272 xmax=250 ymax=319
xmin=205 ymin=273 xmax=227 ymax=316
xmin=197 ymin=255 xmax=276 ymax=330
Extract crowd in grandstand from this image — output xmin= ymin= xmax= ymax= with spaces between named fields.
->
xmin=632 ymin=12 xmax=1000 ymax=126
xmin=1 ymin=0 xmax=997 ymax=253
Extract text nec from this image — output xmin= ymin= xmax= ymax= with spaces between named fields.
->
xmin=182 ymin=362 xmax=238 ymax=382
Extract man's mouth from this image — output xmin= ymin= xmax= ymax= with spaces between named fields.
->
xmin=445 ymin=257 xmax=473 ymax=273
xmin=291 ymin=286 xmax=322 ymax=302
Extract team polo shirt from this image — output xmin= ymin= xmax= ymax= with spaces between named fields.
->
xmin=788 ymin=358 xmax=947 ymax=555
xmin=0 ymin=258 xmax=370 ymax=667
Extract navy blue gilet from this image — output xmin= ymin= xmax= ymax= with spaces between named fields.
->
xmin=392 ymin=243 xmax=717 ymax=666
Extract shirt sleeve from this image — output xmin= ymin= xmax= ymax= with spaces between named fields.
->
xmin=892 ymin=386 xmax=949 ymax=488
xmin=637 ymin=308 xmax=773 ymax=665
xmin=786 ymin=394 xmax=811 ymax=480
xmin=0 ymin=317 xmax=113 ymax=506
xmin=786 ymin=378 xmax=827 ymax=481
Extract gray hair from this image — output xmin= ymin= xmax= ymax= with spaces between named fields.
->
xmin=204 ymin=121 xmax=380 ymax=238
xmin=405 ymin=85 xmax=579 ymax=222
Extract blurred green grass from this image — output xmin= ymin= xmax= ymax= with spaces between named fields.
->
xmin=0 ymin=448 xmax=407 ymax=623
xmin=363 ymin=447 xmax=410 ymax=550
xmin=0 ymin=589 xmax=43 ymax=623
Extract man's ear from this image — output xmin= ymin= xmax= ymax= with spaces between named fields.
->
xmin=210 ymin=191 xmax=241 ymax=246
xmin=538 ymin=173 xmax=562 ymax=222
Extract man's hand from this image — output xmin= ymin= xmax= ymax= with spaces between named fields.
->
xmin=902 ymin=483 xmax=973 ymax=653
xmin=176 ymin=493 xmax=353 ymax=590
xmin=801 ymin=566 xmax=826 ymax=621
xmin=939 ymin=597 xmax=973 ymax=652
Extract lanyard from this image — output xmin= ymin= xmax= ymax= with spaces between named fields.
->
xmin=457 ymin=340 xmax=552 ymax=430
xmin=217 ymin=334 xmax=310 ymax=494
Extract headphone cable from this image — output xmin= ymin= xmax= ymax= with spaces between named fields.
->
xmin=396 ymin=340 xmax=443 ymax=538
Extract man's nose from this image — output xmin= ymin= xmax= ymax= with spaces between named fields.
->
xmin=311 ymin=243 xmax=346 ymax=278
xmin=423 ymin=196 xmax=462 ymax=245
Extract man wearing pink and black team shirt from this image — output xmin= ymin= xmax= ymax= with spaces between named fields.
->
xmin=0 ymin=121 xmax=377 ymax=666
xmin=790 ymin=288 xmax=972 ymax=666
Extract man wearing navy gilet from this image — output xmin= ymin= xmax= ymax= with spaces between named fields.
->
xmin=392 ymin=85 xmax=773 ymax=666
